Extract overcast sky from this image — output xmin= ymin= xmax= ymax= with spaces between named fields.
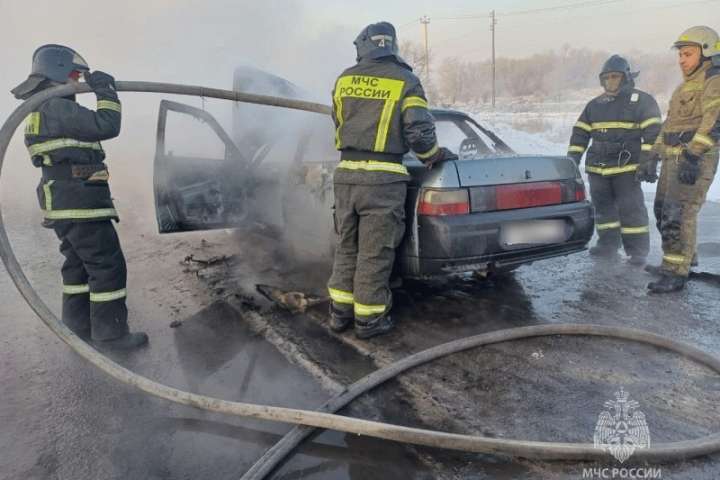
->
xmin=316 ymin=0 xmax=719 ymax=61
xmin=1 ymin=0 xmax=717 ymax=96
xmin=0 ymin=0 xmax=717 ymax=209
xmin=0 ymin=0 xmax=718 ymax=133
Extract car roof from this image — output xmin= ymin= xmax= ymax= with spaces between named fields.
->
xmin=429 ymin=108 xmax=470 ymax=119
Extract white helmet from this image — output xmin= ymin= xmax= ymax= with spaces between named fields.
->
xmin=673 ymin=25 xmax=720 ymax=57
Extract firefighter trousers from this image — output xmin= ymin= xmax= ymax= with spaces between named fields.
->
xmin=588 ymin=171 xmax=650 ymax=257
xmin=327 ymin=182 xmax=406 ymax=323
xmin=654 ymin=149 xmax=719 ymax=276
xmin=53 ymin=221 xmax=129 ymax=340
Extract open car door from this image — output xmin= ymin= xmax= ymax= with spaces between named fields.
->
xmin=153 ymin=100 xmax=255 ymax=233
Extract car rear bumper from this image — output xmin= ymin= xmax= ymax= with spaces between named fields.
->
xmin=400 ymin=201 xmax=594 ymax=278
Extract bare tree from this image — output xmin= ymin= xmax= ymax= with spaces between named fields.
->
xmin=430 ymin=46 xmax=679 ymax=107
xmin=400 ymin=41 xmax=428 ymax=76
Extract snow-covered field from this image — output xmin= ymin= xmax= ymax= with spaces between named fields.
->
xmin=471 ymin=108 xmax=720 ymax=201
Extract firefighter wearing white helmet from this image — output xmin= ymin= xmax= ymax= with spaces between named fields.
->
xmin=643 ymin=26 xmax=720 ymax=293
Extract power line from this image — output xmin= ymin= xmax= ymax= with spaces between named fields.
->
xmin=403 ymin=0 xmax=717 ymax=32
xmin=503 ymin=0 xmax=624 ymax=17
xmin=431 ymin=0 xmax=720 ymax=57
xmin=396 ymin=19 xmax=420 ymax=30
xmin=433 ymin=0 xmax=625 ymax=21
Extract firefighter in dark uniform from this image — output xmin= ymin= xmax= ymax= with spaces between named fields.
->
xmin=11 ymin=45 xmax=147 ymax=349
xmin=327 ymin=22 xmax=456 ymax=339
xmin=568 ymin=55 xmax=662 ymax=265
xmin=644 ymin=26 xmax=720 ymax=293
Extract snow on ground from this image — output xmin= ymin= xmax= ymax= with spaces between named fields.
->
xmin=470 ymin=108 xmax=720 ymax=201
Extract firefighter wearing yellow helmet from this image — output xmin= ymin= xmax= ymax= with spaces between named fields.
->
xmin=642 ymin=26 xmax=720 ymax=293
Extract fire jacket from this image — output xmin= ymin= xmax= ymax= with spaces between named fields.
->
xmin=332 ymin=57 xmax=438 ymax=184
xmin=568 ymin=87 xmax=662 ymax=176
xmin=653 ymin=59 xmax=720 ymax=158
xmin=24 ymin=85 xmax=121 ymax=226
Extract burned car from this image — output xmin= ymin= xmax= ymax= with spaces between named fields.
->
xmin=153 ymin=68 xmax=594 ymax=278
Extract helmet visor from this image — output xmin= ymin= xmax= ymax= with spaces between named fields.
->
xmin=673 ymin=40 xmax=701 ymax=50
xmin=72 ymin=51 xmax=89 ymax=70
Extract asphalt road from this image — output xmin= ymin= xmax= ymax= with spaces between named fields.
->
xmin=2 ymin=198 xmax=720 ymax=479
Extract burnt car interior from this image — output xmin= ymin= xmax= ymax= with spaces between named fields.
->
xmin=153 ymin=100 xmax=260 ymax=233
xmin=153 ymin=98 xmax=517 ymax=235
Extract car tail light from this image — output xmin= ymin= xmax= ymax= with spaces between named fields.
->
xmin=418 ymin=188 xmax=470 ymax=216
xmin=470 ymin=180 xmax=588 ymax=213
xmin=574 ymin=180 xmax=586 ymax=201
xmin=496 ymin=182 xmax=563 ymax=210
xmin=560 ymin=178 xmax=586 ymax=202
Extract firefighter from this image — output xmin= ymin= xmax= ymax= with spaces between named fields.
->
xmin=327 ymin=22 xmax=456 ymax=339
xmin=11 ymin=45 xmax=148 ymax=348
xmin=643 ymin=26 xmax=720 ymax=293
xmin=568 ymin=55 xmax=662 ymax=266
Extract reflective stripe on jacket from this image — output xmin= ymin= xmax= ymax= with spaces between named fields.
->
xmin=24 ymin=87 xmax=121 ymax=225
xmin=656 ymin=61 xmax=720 ymax=157
xmin=332 ymin=57 xmax=438 ymax=185
xmin=568 ymin=87 xmax=662 ymax=176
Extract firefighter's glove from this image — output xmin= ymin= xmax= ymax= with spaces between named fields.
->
xmin=85 ymin=71 xmax=116 ymax=91
xmin=423 ymin=147 xmax=458 ymax=169
xmin=634 ymin=152 xmax=659 ymax=183
xmin=678 ymin=150 xmax=701 ymax=185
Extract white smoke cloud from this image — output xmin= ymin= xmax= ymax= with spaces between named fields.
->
xmin=0 ymin=0 xmax=356 ymax=228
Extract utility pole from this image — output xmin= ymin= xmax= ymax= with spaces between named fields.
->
xmin=420 ymin=16 xmax=431 ymax=83
xmin=489 ymin=10 xmax=497 ymax=109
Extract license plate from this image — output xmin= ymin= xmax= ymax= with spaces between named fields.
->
xmin=501 ymin=220 xmax=566 ymax=246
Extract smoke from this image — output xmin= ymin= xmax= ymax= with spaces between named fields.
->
xmin=0 ymin=0 xmax=356 ymax=243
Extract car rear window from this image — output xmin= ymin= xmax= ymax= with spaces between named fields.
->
xmin=434 ymin=118 xmax=495 ymax=158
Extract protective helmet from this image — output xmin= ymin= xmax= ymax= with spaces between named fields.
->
xmin=11 ymin=44 xmax=89 ymax=100
xmin=599 ymin=54 xmax=639 ymax=80
xmin=354 ymin=22 xmax=404 ymax=63
xmin=673 ymin=26 xmax=720 ymax=57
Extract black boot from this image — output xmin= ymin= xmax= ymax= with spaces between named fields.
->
xmin=97 ymin=332 xmax=149 ymax=350
xmin=648 ymin=274 xmax=687 ymax=294
xmin=329 ymin=304 xmax=353 ymax=333
xmin=355 ymin=315 xmax=395 ymax=340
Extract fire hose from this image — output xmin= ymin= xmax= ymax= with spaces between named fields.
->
xmin=2 ymin=82 xmax=720 ymax=479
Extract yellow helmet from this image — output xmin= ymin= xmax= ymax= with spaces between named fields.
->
xmin=673 ymin=25 xmax=720 ymax=57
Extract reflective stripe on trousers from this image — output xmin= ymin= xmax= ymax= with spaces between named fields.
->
xmin=663 ymin=254 xmax=686 ymax=265
xmin=621 ymin=225 xmax=649 ymax=235
xmin=328 ymin=288 xmax=354 ymax=305
xmin=63 ymin=283 xmax=89 ymax=295
xmin=354 ymin=303 xmax=387 ymax=317
xmin=90 ymin=288 xmax=127 ymax=303
xmin=596 ymin=221 xmax=621 ymax=231
xmin=327 ymin=183 xmax=406 ymax=321
xmin=329 ymin=289 xmax=388 ymax=317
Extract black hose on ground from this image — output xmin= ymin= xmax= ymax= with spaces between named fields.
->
xmin=242 ymin=323 xmax=720 ymax=479
xmin=2 ymin=83 xmax=720 ymax=479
